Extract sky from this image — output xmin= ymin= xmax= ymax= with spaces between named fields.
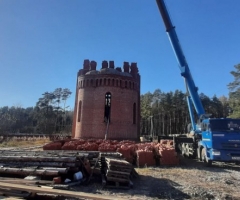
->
xmin=1 ymin=0 xmax=240 ymax=109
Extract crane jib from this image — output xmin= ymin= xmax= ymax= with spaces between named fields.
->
xmin=156 ymin=0 xmax=205 ymax=119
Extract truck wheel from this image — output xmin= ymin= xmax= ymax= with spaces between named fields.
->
xmin=201 ymin=148 xmax=212 ymax=167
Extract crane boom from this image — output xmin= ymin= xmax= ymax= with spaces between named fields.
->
xmin=156 ymin=0 xmax=205 ymax=129
xmin=156 ymin=0 xmax=240 ymax=166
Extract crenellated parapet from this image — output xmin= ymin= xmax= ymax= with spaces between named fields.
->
xmin=77 ymin=59 xmax=140 ymax=91
xmin=78 ymin=59 xmax=139 ymax=78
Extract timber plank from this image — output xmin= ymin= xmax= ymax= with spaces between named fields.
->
xmin=0 ymin=182 xmax=127 ymax=200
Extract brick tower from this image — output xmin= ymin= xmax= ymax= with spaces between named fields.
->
xmin=72 ymin=59 xmax=140 ymax=140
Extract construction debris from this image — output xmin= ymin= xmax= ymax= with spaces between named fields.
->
xmin=101 ymin=156 xmax=134 ymax=189
xmin=43 ymin=139 xmax=179 ymax=167
xmin=0 ymin=139 xmax=179 ymax=199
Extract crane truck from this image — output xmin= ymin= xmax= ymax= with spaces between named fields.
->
xmin=156 ymin=0 xmax=240 ymax=166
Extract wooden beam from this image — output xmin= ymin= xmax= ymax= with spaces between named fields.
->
xmin=0 ymin=182 xmax=127 ymax=200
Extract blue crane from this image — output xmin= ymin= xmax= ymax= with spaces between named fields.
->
xmin=156 ymin=0 xmax=205 ymax=131
xmin=156 ymin=0 xmax=240 ymax=166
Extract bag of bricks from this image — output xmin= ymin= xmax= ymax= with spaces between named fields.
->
xmin=77 ymin=142 xmax=99 ymax=151
xmin=43 ymin=142 xmax=62 ymax=150
xmin=117 ymin=145 xmax=133 ymax=163
xmin=61 ymin=141 xmax=79 ymax=150
xmin=159 ymin=147 xmax=179 ymax=166
xmin=98 ymin=143 xmax=117 ymax=152
xmin=136 ymin=150 xmax=156 ymax=167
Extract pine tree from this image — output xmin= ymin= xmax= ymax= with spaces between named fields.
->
xmin=228 ymin=64 xmax=240 ymax=118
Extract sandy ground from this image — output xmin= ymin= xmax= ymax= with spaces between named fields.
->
xmin=74 ymin=156 xmax=240 ymax=200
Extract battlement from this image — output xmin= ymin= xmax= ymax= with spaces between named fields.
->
xmin=79 ymin=59 xmax=139 ymax=77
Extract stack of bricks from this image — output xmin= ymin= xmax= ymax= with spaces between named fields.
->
xmin=43 ymin=139 xmax=179 ymax=166
xmin=158 ymin=140 xmax=179 ymax=166
xmin=136 ymin=150 xmax=156 ymax=167
xmin=135 ymin=143 xmax=156 ymax=167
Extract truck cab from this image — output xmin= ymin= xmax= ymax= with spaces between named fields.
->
xmin=199 ymin=118 xmax=240 ymax=165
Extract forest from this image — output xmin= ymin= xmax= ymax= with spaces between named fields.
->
xmin=141 ymin=63 xmax=240 ymax=136
xmin=0 ymin=64 xmax=239 ymax=136
xmin=0 ymin=88 xmax=72 ymax=135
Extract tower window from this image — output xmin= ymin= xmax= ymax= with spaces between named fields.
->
xmin=133 ymin=102 xmax=136 ymax=124
xmin=78 ymin=100 xmax=82 ymax=122
xmin=104 ymin=92 xmax=111 ymax=123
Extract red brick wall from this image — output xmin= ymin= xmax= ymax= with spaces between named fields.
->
xmin=72 ymin=61 xmax=140 ymax=141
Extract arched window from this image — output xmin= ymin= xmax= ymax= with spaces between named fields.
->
xmin=116 ymin=80 xmax=119 ymax=87
xmin=78 ymin=100 xmax=82 ymax=122
xmin=100 ymin=79 xmax=102 ymax=86
xmin=129 ymin=81 xmax=131 ymax=89
xmin=90 ymin=79 xmax=93 ymax=86
xmin=125 ymin=81 xmax=127 ymax=88
xmin=86 ymin=79 xmax=89 ymax=87
xmin=96 ymin=79 xmax=99 ymax=87
xmin=120 ymin=80 xmax=122 ymax=87
xmin=104 ymin=92 xmax=111 ymax=123
xmin=81 ymin=81 xmax=83 ymax=88
xmin=133 ymin=102 xmax=136 ymax=124
xmin=112 ymin=79 xmax=115 ymax=86
xmin=104 ymin=78 xmax=106 ymax=85
xmin=108 ymin=79 xmax=110 ymax=86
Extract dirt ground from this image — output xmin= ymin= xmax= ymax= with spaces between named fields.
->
xmin=73 ymin=156 xmax=240 ymax=200
xmin=1 ymin=143 xmax=239 ymax=200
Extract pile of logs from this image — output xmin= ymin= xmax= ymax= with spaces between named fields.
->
xmin=0 ymin=150 xmax=99 ymax=178
xmin=0 ymin=149 xmax=139 ymax=199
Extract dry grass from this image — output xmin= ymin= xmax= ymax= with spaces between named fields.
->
xmin=0 ymin=138 xmax=51 ymax=148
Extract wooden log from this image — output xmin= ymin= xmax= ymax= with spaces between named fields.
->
xmin=0 ymin=182 xmax=127 ymax=200
xmin=0 ymin=167 xmax=67 ymax=176
xmin=0 ymin=150 xmax=99 ymax=159
xmin=0 ymin=189 xmax=31 ymax=198
xmin=41 ymin=167 xmax=68 ymax=174
xmin=0 ymin=177 xmax=53 ymax=185
xmin=0 ymin=156 xmax=76 ymax=163
xmin=0 ymin=161 xmax=77 ymax=168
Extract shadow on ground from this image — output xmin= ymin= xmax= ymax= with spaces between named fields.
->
xmin=76 ymin=174 xmax=191 ymax=200
xmin=178 ymin=154 xmax=240 ymax=173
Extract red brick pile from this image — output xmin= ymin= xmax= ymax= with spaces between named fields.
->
xmin=157 ymin=140 xmax=179 ymax=166
xmin=136 ymin=150 xmax=155 ymax=167
xmin=43 ymin=139 xmax=179 ymax=166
